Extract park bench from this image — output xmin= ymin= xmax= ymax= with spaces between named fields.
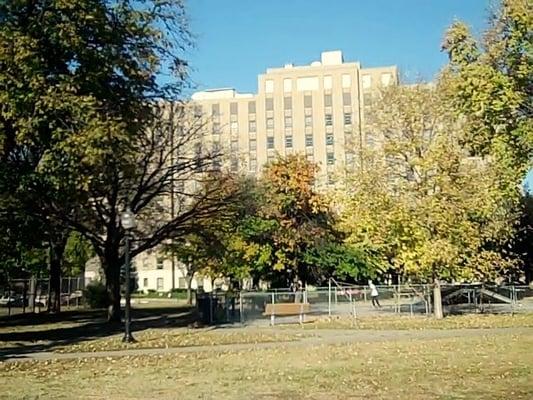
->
xmin=263 ymin=302 xmax=310 ymax=325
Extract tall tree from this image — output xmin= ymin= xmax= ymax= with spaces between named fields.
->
xmin=0 ymin=0 xmax=193 ymax=317
xmin=339 ymin=85 xmax=520 ymax=318
xmin=441 ymin=0 xmax=532 ymax=180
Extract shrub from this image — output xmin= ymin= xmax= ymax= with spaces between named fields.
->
xmin=83 ymin=281 xmax=108 ymax=309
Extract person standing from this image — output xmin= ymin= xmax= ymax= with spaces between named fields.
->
xmin=368 ymin=280 xmax=381 ymax=308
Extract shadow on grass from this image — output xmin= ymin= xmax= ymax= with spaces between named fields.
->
xmin=0 ymin=306 xmax=196 ymax=362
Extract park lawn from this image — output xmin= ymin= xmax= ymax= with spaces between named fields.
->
xmin=299 ymin=312 xmax=533 ymax=331
xmin=1 ymin=331 xmax=532 ymax=399
xmin=55 ymin=328 xmax=309 ymax=353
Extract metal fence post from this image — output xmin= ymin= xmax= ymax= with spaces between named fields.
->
xmin=271 ymin=292 xmax=275 ymax=326
xmin=328 ymin=279 xmax=332 ymax=317
xmin=239 ymin=291 xmax=244 ymax=324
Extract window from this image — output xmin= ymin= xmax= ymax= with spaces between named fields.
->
xmin=327 ymin=152 xmax=335 ymax=165
xmin=230 ymin=121 xmax=238 ymax=134
xmin=249 ymin=138 xmax=257 ymax=151
xmin=249 ymin=159 xmax=257 ymax=172
xmin=265 ymin=79 xmax=274 ymax=93
xmin=283 ymin=78 xmax=292 ymax=92
xmin=305 ymin=134 xmax=313 ymax=147
xmin=178 ymin=277 xmax=186 ymax=289
xmin=297 ymin=76 xmax=319 ymax=91
xmin=211 ymin=103 xmax=220 ymax=116
xmin=362 ymin=75 xmax=372 ymax=89
xmin=285 ymin=136 xmax=293 ymax=148
xmin=231 ymin=139 xmax=239 ymax=151
xmin=265 ymin=97 xmax=274 ymax=111
xmin=346 ymin=152 xmax=355 ymax=165
xmin=267 ymin=136 xmax=274 ymax=149
xmin=212 ymin=122 xmax=221 ymax=134
xmin=343 ymin=92 xmax=351 ymax=106
xmin=231 ymin=158 xmax=238 ymax=171
xmin=266 ymin=118 xmax=274 ymax=129
xmin=194 ymin=106 xmax=202 ymax=118
xmin=157 ymin=277 xmax=164 ymax=291
xmin=325 ymin=114 xmax=333 ymax=126
xmin=248 ymin=101 xmax=256 ymax=114
xmin=306 ymin=154 xmax=314 ymax=162
xmin=284 ymin=96 xmax=292 ymax=109
xmin=342 ymin=74 xmax=351 ymax=88
xmin=324 ymin=94 xmax=332 ymax=107
xmin=284 ymin=116 xmax=292 ymax=127
xmin=248 ymin=120 xmax=256 ymax=132
xmin=326 ymin=133 xmax=334 ymax=146
xmin=305 ymin=115 xmax=313 ymax=127
xmin=363 ymin=93 xmax=372 ymax=106
xmin=230 ymin=102 xmax=238 ymax=115
xmin=304 ymin=94 xmax=312 ymax=108
xmin=324 ymin=75 xmax=333 ymax=89
xmin=143 ymin=278 xmax=148 ymax=287
xmin=156 ymin=258 xmax=164 ymax=270
xmin=344 ymin=113 xmax=352 ymax=125
xmin=381 ymin=73 xmax=392 ymax=87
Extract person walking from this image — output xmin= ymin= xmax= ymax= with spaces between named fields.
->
xmin=368 ymin=280 xmax=381 ymax=308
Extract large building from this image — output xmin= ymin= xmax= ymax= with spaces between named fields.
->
xmin=191 ymin=50 xmax=397 ymax=183
xmin=86 ymin=51 xmax=399 ymax=295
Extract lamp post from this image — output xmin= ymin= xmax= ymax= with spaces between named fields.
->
xmin=121 ymin=207 xmax=136 ymax=343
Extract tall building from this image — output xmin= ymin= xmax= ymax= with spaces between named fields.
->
xmin=191 ymin=50 xmax=398 ymax=183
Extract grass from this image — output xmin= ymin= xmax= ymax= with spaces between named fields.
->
xmin=299 ymin=312 xmax=533 ymax=330
xmin=55 ymin=328 xmax=308 ymax=353
xmin=1 ymin=331 xmax=532 ymax=399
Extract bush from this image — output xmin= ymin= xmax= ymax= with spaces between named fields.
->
xmin=83 ymin=281 xmax=108 ymax=309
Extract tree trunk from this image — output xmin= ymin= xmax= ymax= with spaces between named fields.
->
xmin=433 ymin=278 xmax=444 ymax=319
xmin=47 ymin=234 xmax=68 ymax=314
xmin=102 ymin=250 xmax=122 ymax=322
xmin=186 ymin=274 xmax=194 ymax=305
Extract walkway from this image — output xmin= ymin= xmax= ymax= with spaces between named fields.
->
xmin=3 ymin=326 xmax=532 ymax=363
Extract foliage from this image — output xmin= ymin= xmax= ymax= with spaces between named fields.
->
xmin=62 ymin=232 xmax=94 ymax=277
xmin=83 ymin=281 xmax=108 ymax=309
xmin=441 ymin=0 xmax=532 ymax=176
xmin=338 ymin=84 xmax=520 ymax=283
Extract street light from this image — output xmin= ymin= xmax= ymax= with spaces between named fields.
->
xmin=121 ymin=207 xmax=136 ymax=343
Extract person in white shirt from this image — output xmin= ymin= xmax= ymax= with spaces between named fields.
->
xmin=368 ymin=280 xmax=381 ymax=308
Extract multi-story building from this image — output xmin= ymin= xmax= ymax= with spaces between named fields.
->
xmin=85 ymin=51 xmax=399 ymax=295
xmin=191 ymin=50 xmax=398 ymax=183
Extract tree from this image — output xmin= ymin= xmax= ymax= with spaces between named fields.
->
xmin=441 ymin=0 xmax=532 ymax=180
xmin=0 ymin=0 xmax=193 ymax=318
xmin=46 ymin=104 xmax=241 ymax=321
xmin=339 ymin=84 xmax=520 ymax=318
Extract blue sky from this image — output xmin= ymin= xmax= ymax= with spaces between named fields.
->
xmin=186 ymin=0 xmax=490 ymax=93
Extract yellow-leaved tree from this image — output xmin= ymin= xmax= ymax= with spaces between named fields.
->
xmin=338 ymin=84 xmax=520 ymax=318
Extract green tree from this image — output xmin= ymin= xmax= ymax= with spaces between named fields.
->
xmin=441 ymin=0 xmax=532 ymax=178
xmin=0 ymin=0 xmax=194 ymax=320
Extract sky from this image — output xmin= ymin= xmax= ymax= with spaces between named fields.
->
xmin=185 ymin=0 xmax=491 ymax=94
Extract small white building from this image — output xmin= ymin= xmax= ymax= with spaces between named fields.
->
xmin=84 ymin=251 xmax=216 ymax=293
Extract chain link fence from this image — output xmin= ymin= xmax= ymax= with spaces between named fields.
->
xmin=197 ymin=281 xmax=533 ymax=326
xmin=0 ymin=277 xmax=85 ymax=317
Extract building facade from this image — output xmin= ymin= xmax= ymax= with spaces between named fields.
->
xmin=86 ymin=51 xmax=398 ymax=294
xmin=191 ymin=50 xmax=397 ymax=183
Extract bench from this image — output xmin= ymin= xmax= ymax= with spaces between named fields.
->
xmin=263 ymin=302 xmax=310 ymax=325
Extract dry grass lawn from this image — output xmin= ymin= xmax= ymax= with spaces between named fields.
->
xmin=1 ymin=331 xmax=532 ymax=399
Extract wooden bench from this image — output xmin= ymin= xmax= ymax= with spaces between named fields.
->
xmin=263 ymin=302 xmax=310 ymax=325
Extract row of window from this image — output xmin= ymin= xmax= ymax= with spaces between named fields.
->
xmin=210 ymin=93 xmax=354 ymax=117
xmin=214 ymin=113 xmax=353 ymax=135
xmin=263 ymin=72 xmax=393 ymax=94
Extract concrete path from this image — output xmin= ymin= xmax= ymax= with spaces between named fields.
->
xmin=3 ymin=326 xmax=532 ymax=363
